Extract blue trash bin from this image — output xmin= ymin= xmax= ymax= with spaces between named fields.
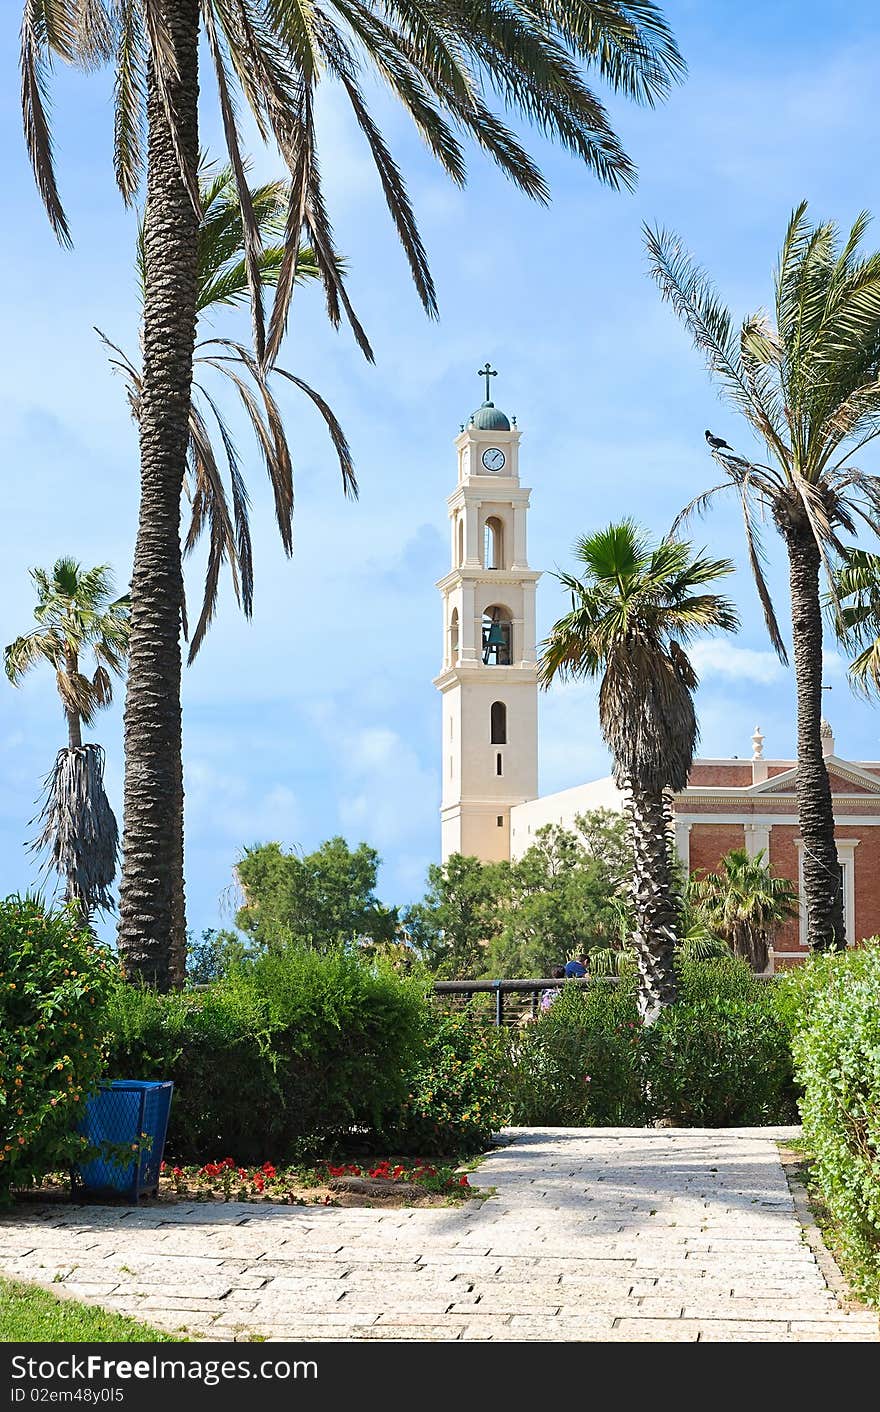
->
xmin=73 ymin=1081 xmax=174 ymax=1202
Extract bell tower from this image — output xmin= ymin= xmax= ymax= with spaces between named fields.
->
xmin=434 ymin=367 xmax=540 ymax=862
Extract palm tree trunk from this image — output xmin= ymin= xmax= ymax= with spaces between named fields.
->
xmin=785 ymin=527 xmax=845 ymax=950
xmin=66 ymin=710 xmax=82 ymax=751
xmin=117 ymin=0 xmax=200 ymax=990
xmin=624 ymin=779 xmax=678 ymax=1023
xmin=64 ymin=648 xmax=82 ymax=749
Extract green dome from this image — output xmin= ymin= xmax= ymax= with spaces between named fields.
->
xmin=470 ymin=400 xmax=511 ymax=432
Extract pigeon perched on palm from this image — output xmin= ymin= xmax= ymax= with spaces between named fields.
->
xmin=705 ymin=430 xmax=732 ymax=451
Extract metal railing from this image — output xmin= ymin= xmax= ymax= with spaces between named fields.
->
xmin=432 ymin=969 xmax=776 ymax=1026
xmin=433 ymin=975 xmax=618 ymax=1027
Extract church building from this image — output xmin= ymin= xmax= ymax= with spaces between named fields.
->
xmin=436 ymin=373 xmax=880 ymax=964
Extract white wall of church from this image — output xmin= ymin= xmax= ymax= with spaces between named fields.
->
xmin=509 ymin=776 xmax=625 ymax=859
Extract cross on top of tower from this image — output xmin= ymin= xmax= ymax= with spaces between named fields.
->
xmin=478 ymin=363 xmax=497 ymax=404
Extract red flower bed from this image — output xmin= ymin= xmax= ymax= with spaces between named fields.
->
xmin=157 ymin=1156 xmax=472 ymax=1203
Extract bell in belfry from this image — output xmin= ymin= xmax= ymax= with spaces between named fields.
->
xmin=483 ymin=617 xmax=506 ymax=663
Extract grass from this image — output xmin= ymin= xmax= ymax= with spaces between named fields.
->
xmin=0 ymin=1277 xmax=181 ymax=1342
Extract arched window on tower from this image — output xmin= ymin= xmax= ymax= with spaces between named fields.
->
xmin=484 ymin=517 xmax=503 ymax=570
xmin=449 ymin=608 xmax=459 ymax=665
xmin=482 ymin=606 xmax=512 ymax=666
xmin=491 ymin=701 xmax=507 ymax=744
xmin=457 ymin=516 xmax=464 ymax=567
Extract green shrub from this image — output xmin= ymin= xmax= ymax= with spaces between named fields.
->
xmin=771 ymin=950 xmax=846 ymax=1037
xmin=676 ymin=954 xmax=772 ymax=1008
xmin=107 ymin=947 xmax=428 ymax=1162
xmin=384 ymin=1010 xmax=509 ymax=1155
xmin=788 ymin=945 xmax=880 ymax=1301
xmin=0 ymin=895 xmax=114 ymax=1201
xmin=505 ymin=979 xmax=643 ymax=1126
xmin=503 ymin=960 xmax=794 ymax=1128
xmin=106 ymin=981 xmax=282 ymax=1162
xmin=640 ymin=998 xmax=796 ymax=1126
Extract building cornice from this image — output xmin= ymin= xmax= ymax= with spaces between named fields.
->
xmin=446 ymin=484 xmax=532 ymax=508
xmin=676 ymin=807 xmax=880 ymax=822
xmin=679 ymin=790 xmax=880 ymax=803
xmin=686 ymin=754 xmax=880 ymax=797
xmin=434 ymin=663 xmax=538 ymax=691
xmin=435 ymin=568 xmax=541 ymax=591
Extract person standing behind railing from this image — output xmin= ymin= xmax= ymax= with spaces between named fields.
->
xmin=564 ymin=953 xmax=589 ymax=978
xmin=540 ymin=966 xmax=567 ymax=1012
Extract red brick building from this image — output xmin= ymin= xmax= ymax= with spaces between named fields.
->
xmin=511 ymin=718 xmax=880 ymax=967
xmin=674 ymin=722 xmax=880 ymax=965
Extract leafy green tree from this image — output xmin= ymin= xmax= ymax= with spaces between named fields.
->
xmin=646 ymin=206 xmax=880 ymax=950
xmin=23 ymin=0 xmax=684 ymax=991
xmin=185 ymin=928 xmax=253 ymax=985
xmin=540 ymin=522 xmax=738 ymax=1022
xmin=488 ymin=813 xmax=632 ymax=976
xmin=234 ymin=838 xmax=395 ymax=951
xmin=404 ymin=854 xmax=509 ymax=979
xmin=5 ymin=560 xmax=129 ymax=921
xmin=688 ymin=848 xmax=798 ymax=973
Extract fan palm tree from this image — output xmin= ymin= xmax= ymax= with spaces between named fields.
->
xmin=5 ymin=560 xmax=130 ymax=923
xmin=22 ymin=1 xmax=685 ymax=990
xmin=539 ymin=522 xmax=738 ymax=1022
xmin=102 ymin=158 xmax=353 ymax=664
xmin=688 ymin=848 xmax=798 ymax=973
xmin=830 ymin=547 xmax=880 ymax=696
xmin=646 ymin=207 xmax=880 ymax=951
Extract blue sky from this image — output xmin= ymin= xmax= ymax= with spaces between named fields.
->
xmin=3 ymin=1 xmax=880 ymax=936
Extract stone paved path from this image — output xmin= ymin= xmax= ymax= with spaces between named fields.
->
xmin=2 ymin=1128 xmax=877 ymax=1342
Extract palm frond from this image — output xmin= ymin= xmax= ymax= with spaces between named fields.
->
xmin=31 ymin=744 xmax=119 ymax=912
xmin=112 ymin=0 xmax=146 ymax=202
xmin=272 ymin=366 xmax=357 ymax=497
xmin=319 ymin=25 xmax=437 ymax=316
xmin=5 ymin=630 xmax=57 ymax=684
xmin=203 ymin=4 xmax=266 ymax=365
xmin=20 ymin=0 xmax=74 ymax=244
xmin=739 ymin=477 xmax=788 ymax=663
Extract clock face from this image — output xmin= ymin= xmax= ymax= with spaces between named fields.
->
xmin=482 ymin=447 xmax=506 ymax=473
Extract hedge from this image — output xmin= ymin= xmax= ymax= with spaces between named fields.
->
xmin=504 ymin=956 xmax=796 ymax=1127
xmin=781 ymin=944 xmax=880 ymax=1301
xmin=0 ymin=895 xmax=113 ymax=1203
xmin=106 ymin=948 xmax=428 ymax=1162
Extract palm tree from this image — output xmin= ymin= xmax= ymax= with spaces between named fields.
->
xmin=22 ymin=1 xmax=685 ymax=990
xmin=830 ymin=547 xmax=880 ymax=696
xmin=539 ymin=522 xmax=738 ymax=1023
xmin=102 ymin=159 xmax=354 ymax=664
xmin=5 ymin=559 xmax=130 ymax=922
xmin=688 ymin=848 xmax=798 ymax=973
xmin=646 ymin=207 xmax=880 ymax=951
xmin=99 ymin=161 xmax=353 ymax=985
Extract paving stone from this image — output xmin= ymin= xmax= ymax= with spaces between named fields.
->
xmin=52 ymin=1282 xmax=121 ymax=1299
xmin=2 ymin=1127 xmax=876 ymax=1344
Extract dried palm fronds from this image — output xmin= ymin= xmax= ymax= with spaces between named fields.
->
xmin=32 ymin=744 xmax=119 ymax=915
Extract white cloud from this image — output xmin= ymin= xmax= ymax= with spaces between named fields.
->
xmin=690 ymin=641 xmax=785 ymax=686
xmin=184 ymin=759 xmax=300 ymax=845
xmin=822 ymin=648 xmax=847 ymax=680
xmin=335 ymin=725 xmax=436 ymax=853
